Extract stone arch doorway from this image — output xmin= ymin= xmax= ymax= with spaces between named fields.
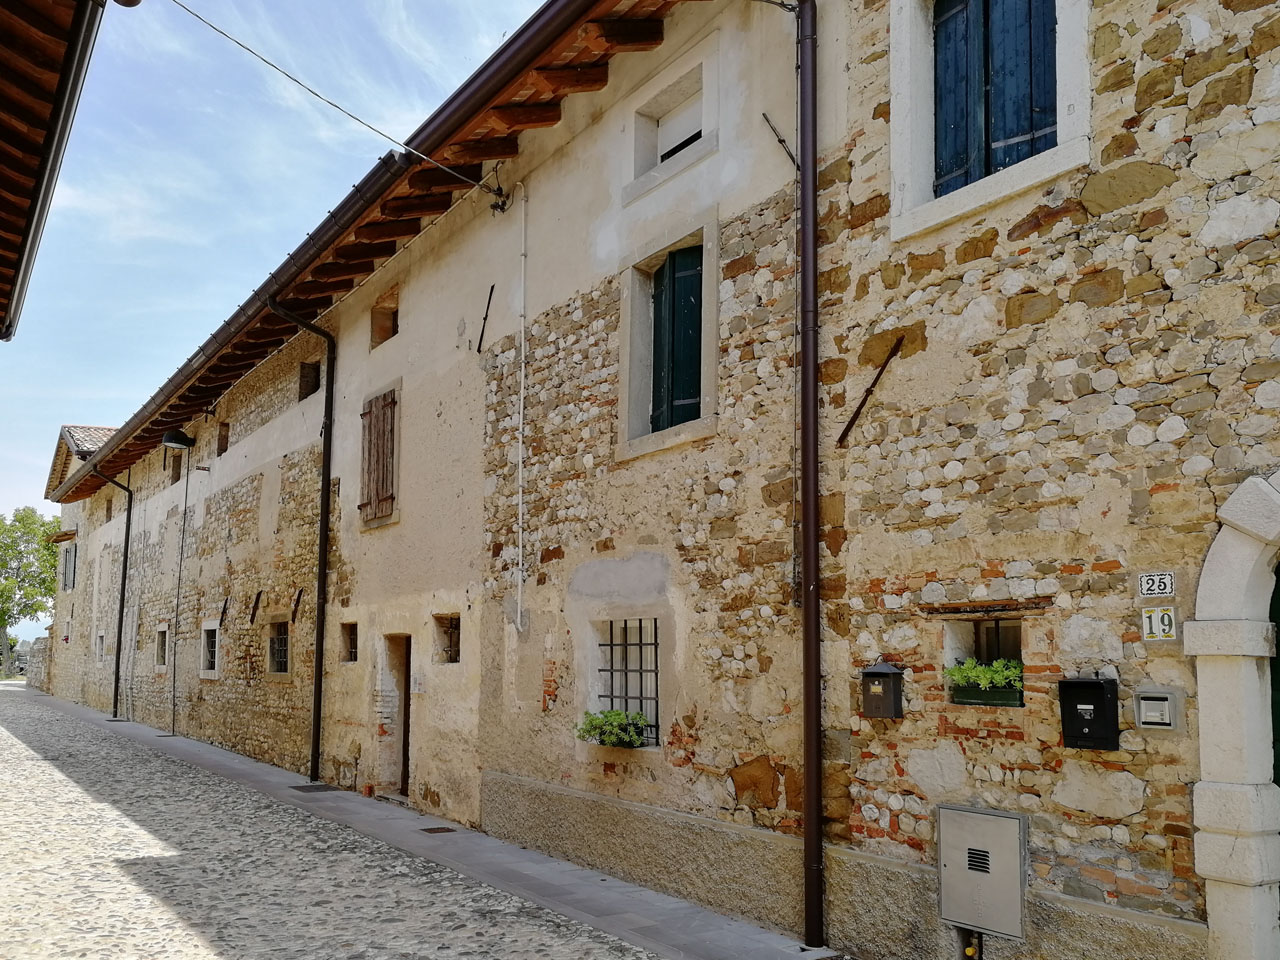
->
xmin=1185 ymin=473 xmax=1280 ymax=959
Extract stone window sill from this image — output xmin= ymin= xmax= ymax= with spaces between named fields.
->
xmin=153 ymin=664 xmax=167 ymax=675
xmin=615 ymin=414 xmax=717 ymax=464
xmin=622 ymin=131 xmax=718 ymax=207
xmin=199 ymin=669 xmax=219 ymax=681
xmin=575 ymin=741 xmax=663 ymax=765
xmin=361 ymin=509 xmax=400 ymax=533
xmin=891 ymin=136 xmax=1090 ymax=242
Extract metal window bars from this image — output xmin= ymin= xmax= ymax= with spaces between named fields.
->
xmin=597 ymin=618 xmax=659 ymax=746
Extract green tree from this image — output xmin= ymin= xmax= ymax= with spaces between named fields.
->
xmin=0 ymin=508 xmax=59 ymax=676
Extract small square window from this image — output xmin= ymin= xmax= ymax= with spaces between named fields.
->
xmin=170 ymin=451 xmax=183 ymax=486
xmin=371 ymin=287 xmax=400 ymax=348
xmin=156 ymin=628 xmax=168 ymax=667
xmin=268 ymin=621 xmax=290 ymax=674
xmin=340 ymin=622 xmax=358 ymax=663
xmin=202 ymin=626 xmax=219 ymax=673
xmin=943 ymin=618 xmax=1024 ymax=706
xmin=635 ymin=65 xmax=703 ymax=178
xmin=299 ymin=362 xmax=321 ymax=401
xmin=217 ymin=421 xmax=230 ymax=457
xmin=434 ymin=615 xmax=461 ymax=664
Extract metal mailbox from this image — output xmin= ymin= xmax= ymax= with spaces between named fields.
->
xmin=861 ymin=661 xmax=904 ymax=719
xmin=1058 ymin=677 xmax=1120 ymax=751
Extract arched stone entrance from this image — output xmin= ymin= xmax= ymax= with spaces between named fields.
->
xmin=1185 ymin=473 xmax=1280 ymax=959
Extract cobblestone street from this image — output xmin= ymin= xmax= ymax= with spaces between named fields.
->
xmin=0 ymin=682 xmax=664 ymax=960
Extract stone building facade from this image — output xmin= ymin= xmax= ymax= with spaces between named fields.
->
xmin=35 ymin=0 xmax=1280 ymax=957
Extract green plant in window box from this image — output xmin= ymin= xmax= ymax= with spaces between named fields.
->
xmin=944 ymin=658 xmax=1024 ymax=707
xmin=576 ymin=710 xmax=650 ymax=747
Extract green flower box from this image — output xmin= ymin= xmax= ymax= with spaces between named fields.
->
xmin=951 ymin=685 xmax=1024 ymax=707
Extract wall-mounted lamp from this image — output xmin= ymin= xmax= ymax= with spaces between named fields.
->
xmin=161 ymin=429 xmax=196 ymax=449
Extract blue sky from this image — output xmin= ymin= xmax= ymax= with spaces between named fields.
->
xmin=0 ymin=0 xmax=541 ymax=639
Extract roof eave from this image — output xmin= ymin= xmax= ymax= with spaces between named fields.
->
xmin=2 ymin=0 xmax=107 ymax=343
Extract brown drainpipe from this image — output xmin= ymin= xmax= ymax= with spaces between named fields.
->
xmin=796 ymin=0 xmax=824 ymax=947
xmin=269 ymin=299 xmax=335 ymax=784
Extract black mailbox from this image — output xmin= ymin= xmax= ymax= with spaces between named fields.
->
xmin=862 ymin=662 xmax=905 ymax=719
xmin=1059 ymin=678 xmax=1120 ymax=751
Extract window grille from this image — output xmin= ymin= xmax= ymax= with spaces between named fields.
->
xmin=156 ymin=629 xmax=167 ymax=667
xmin=597 ymin=618 xmax=660 ymax=745
xmin=269 ymin=621 xmax=290 ymax=674
xmin=435 ymin=615 xmax=461 ymax=664
xmin=341 ymin=623 xmax=358 ymax=663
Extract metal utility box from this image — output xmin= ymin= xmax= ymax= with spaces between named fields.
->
xmin=1059 ymin=677 xmax=1120 ymax=751
xmin=938 ymin=805 xmax=1027 ymax=940
xmin=861 ymin=661 xmax=904 ymax=719
xmin=1135 ymin=686 xmax=1184 ymax=733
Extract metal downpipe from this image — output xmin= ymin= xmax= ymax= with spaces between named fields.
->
xmin=270 ymin=299 xmax=336 ymax=784
xmin=94 ymin=469 xmax=133 ymax=720
xmin=796 ymin=0 xmax=824 ymax=948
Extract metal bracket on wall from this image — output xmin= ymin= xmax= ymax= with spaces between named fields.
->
xmin=836 ymin=334 xmax=905 ymax=447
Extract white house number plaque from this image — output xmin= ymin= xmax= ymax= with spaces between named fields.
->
xmin=1141 ymin=606 xmax=1177 ymax=643
xmin=1137 ymin=572 xmax=1175 ymax=597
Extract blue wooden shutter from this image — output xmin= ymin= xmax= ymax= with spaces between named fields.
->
xmin=987 ymin=0 xmax=1032 ymax=172
xmin=650 ymin=246 xmax=703 ymax=433
xmin=1028 ymin=0 xmax=1058 ymax=155
xmin=934 ymin=0 xmax=984 ymax=196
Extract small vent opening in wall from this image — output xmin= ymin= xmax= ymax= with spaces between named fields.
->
xmin=967 ymin=848 xmax=991 ymax=874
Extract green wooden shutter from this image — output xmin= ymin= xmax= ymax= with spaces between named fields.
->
xmin=650 ymin=246 xmax=703 ymax=434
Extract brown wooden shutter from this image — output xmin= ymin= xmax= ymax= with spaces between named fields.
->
xmin=375 ymin=390 xmax=397 ymax=519
xmin=359 ymin=389 xmax=397 ymax=523
xmin=359 ymin=397 xmax=376 ymax=522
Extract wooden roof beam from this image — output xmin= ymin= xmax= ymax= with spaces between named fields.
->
xmin=438 ymin=137 xmax=519 ymax=165
xmin=292 ymin=277 xmax=355 ymax=298
xmin=578 ymin=19 xmax=664 ymax=54
xmin=1 ymin=1 xmax=70 ymax=46
xmin=487 ymin=103 xmax=562 ymax=134
xmin=310 ymin=259 xmax=375 ymax=282
xmin=355 ymin=218 xmax=422 ymax=242
xmin=531 ymin=65 xmax=609 ymax=96
xmin=405 ymin=163 xmax=483 ymax=194
xmin=381 ymin=193 xmax=452 ymax=219
xmin=334 ymin=239 xmax=397 ymax=262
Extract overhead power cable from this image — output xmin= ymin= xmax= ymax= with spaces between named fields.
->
xmin=165 ymin=0 xmax=496 ymax=195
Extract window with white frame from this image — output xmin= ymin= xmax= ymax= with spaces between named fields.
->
xmin=617 ymin=213 xmax=719 ymax=459
xmin=889 ymin=0 xmax=1089 ymax=238
xmin=156 ymin=626 xmax=168 ymax=667
xmin=200 ymin=622 xmax=220 ymax=677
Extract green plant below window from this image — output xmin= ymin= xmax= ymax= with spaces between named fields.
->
xmin=943 ymin=658 xmax=1024 ymax=690
xmin=576 ymin=709 xmax=650 ymax=747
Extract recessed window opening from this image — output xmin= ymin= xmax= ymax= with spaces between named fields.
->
xmin=975 ymin=618 xmax=1020 ymax=662
xmin=933 ymin=0 xmax=1058 ymax=197
xmin=170 ymin=451 xmax=183 ymax=486
xmin=371 ymin=287 xmax=400 ymax=348
xmin=635 ymin=64 xmax=703 ymax=178
xmin=217 ymin=421 xmax=230 ymax=457
xmin=434 ymin=614 xmax=461 ymax=664
xmin=341 ymin=622 xmax=358 ymax=663
xmin=650 ymin=245 xmax=704 ymax=434
xmin=268 ymin=621 xmax=290 ymax=674
xmin=299 ymin=361 xmax=321 ymax=401
xmin=942 ymin=617 xmax=1024 ymax=706
xmin=597 ymin=618 xmax=660 ymax=746
xmin=105 ymin=499 xmax=113 ymax=522
xmin=202 ymin=626 xmax=218 ymax=673
xmin=61 ymin=544 xmax=76 ymax=590
xmin=95 ymin=634 xmax=105 ymax=663
xmin=156 ymin=628 xmax=168 ymax=667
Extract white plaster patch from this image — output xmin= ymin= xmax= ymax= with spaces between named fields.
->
xmin=907 ymin=740 xmax=967 ymax=800
xmin=1059 ymin=614 xmax=1123 ymax=663
xmin=1199 ymin=195 xmax=1280 ymax=249
xmin=1050 ymin=760 xmax=1146 ymax=819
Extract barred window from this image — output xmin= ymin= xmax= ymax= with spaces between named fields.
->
xmin=597 ymin=618 xmax=659 ymax=746
xmin=269 ymin=621 xmax=290 ymax=674
xmin=341 ymin=622 xmax=358 ymax=663
xmin=202 ymin=626 xmax=218 ymax=672
xmin=434 ymin=614 xmax=461 ymax=664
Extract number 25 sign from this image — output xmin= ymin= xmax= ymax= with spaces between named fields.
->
xmin=1141 ymin=606 xmax=1177 ymax=642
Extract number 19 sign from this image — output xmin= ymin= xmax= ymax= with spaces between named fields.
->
xmin=1141 ymin=606 xmax=1177 ymax=642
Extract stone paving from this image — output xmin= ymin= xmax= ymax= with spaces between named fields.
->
xmin=0 ymin=681 xmax=663 ymax=960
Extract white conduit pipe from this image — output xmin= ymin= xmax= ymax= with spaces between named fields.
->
xmin=515 ymin=181 xmax=528 ymax=628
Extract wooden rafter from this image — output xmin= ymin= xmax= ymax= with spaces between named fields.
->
xmin=405 ymin=164 xmax=483 ymax=194
xmin=355 ymin=218 xmax=422 ymax=242
xmin=381 ymin=193 xmax=452 ymax=219
xmin=487 ymin=103 xmax=563 ymax=134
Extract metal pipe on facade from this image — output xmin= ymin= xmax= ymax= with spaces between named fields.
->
xmin=796 ymin=0 xmax=824 ymax=947
xmin=269 ymin=299 xmax=336 ymax=784
xmin=93 ymin=468 xmax=133 ymax=720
